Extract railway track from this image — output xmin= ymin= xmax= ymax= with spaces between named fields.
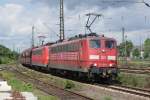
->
xmin=107 ymin=85 xmax=150 ymax=98
xmin=95 ymin=84 xmax=150 ymax=99
xmin=5 ymin=66 xmax=93 ymax=100
xmin=2 ymin=65 xmax=150 ymax=99
xmin=13 ymin=65 xmax=150 ymax=99
xmin=119 ymin=67 xmax=150 ymax=75
xmin=120 ymin=67 xmax=150 ymax=70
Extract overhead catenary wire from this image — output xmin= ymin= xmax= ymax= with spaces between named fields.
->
xmin=43 ymin=23 xmax=60 ymax=38
xmin=101 ymin=0 xmax=143 ymax=3
xmin=101 ymin=0 xmax=150 ymax=8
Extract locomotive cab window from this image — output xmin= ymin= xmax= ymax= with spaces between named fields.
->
xmin=33 ymin=49 xmax=42 ymax=55
xmin=90 ymin=40 xmax=100 ymax=48
xmin=105 ymin=40 xmax=115 ymax=49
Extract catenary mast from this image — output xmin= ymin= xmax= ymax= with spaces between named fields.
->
xmin=60 ymin=0 xmax=65 ymax=41
xmin=32 ymin=25 xmax=35 ymax=48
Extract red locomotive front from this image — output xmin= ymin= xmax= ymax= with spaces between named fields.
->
xmin=85 ymin=37 xmax=118 ymax=79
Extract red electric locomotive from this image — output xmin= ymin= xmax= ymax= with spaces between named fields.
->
xmin=20 ymin=33 xmax=118 ymax=81
xmin=48 ymin=33 xmax=118 ymax=80
xmin=32 ymin=46 xmax=49 ymax=68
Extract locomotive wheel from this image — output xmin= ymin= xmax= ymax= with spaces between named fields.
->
xmin=111 ymin=74 xmax=118 ymax=84
xmin=105 ymin=75 xmax=116 ymax=84
xmin=88 ymin=71 xmax=95 ymax=83
xmin=78 ymin=72 xmax=87 ymax=81
xmin=35 ymin=67 xmax=40 ymax=71
xmin=46 ymin=67 xmax=51 ymax=72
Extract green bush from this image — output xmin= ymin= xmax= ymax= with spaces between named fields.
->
xmin=132 ymin=77 xmax=138 ymax=87
xmin=64 ymin=80 xmax=75 ymax=89
xmin=23 ymin=83 xmax=33 ymax=92
xmin=8 ymin=78 xmax=33 ymax=92
xmin=0 ymin=44 xmax=19 ymax=64
xmin=38 ymin=95 xmax=57 ymax=100
xmin=117 ymin=73 xmax=148 ymax=88
xmin=0 ymin=58 xmax=2 ymax=64
xmin=103 ymin=96 xmax=112 ymax=100
xmin=0 ymin=57 xmax=13 ymax=64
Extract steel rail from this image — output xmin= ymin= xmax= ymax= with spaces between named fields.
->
xmin=119 ymin=67 xmax=150 ymax=75
xmin=95 ymin=84 xmax=150 ymax=98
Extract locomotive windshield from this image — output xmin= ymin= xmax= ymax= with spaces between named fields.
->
xmin=90 ymin=40 xmax=100 ymax=48
xmin=105 ymin=40 xmax=115 ymax=49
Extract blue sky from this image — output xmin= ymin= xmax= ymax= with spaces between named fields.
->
xmin=0 ymin=0 xmax=10 ymax=5
xmin=0 ymin=0 xmax=150 ymax=52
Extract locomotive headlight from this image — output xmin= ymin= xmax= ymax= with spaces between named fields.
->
xmin=109 ymin=64 xmax=113 ymax=67
xmin=93 ymin=63 xmax=97 ymax=66
xmin=102 ymin=50 xmax=105 ymax=53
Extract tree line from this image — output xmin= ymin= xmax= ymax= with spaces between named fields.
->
xmin=118 ymin=38 xmax=150 ymax=59
xmin=0 ymin=45 xmax=19 ymax=64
